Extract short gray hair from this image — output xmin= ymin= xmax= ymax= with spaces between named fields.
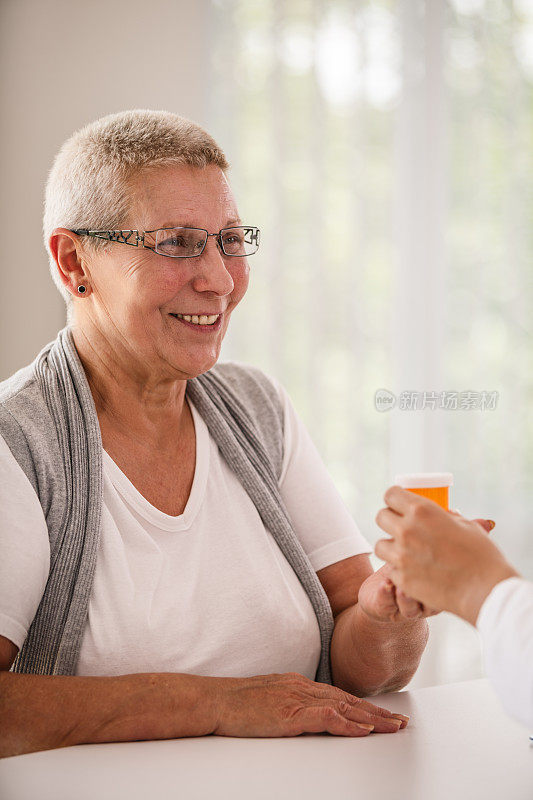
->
xmin=43 ymin=109 xmax=229 ymax=317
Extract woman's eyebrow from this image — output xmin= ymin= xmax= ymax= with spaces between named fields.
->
xmin=150 ymin=218 xmax=243 ymax=230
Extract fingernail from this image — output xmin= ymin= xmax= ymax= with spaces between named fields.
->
xmin=487 ymin=520 xmax=496 ymax=530
xmin=357 ymin=723 xmax=374 ymax=731
xmin=391 ymin=714 xmax=410 ymax=723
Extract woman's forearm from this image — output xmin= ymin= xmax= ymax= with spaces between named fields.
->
xmin=330 ymin=602 xmax=429 ymax=696
xmin=0 ymin=670 xmax=219 ymax=758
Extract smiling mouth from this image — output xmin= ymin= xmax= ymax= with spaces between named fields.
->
xmin=169 ymin=313 xmax=223 ymax=330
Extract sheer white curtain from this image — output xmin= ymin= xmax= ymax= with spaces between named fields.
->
xmin=209 ymin=0 xmax=533 ymax=689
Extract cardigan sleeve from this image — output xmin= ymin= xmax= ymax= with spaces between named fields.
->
xmin=0 ymin=432 xmax=50 ymax=650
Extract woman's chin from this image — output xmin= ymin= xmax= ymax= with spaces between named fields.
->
xmin=166 ymin=344 xmax=221 ymax=377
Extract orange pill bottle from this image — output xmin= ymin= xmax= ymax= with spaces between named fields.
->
xmin=393 ymin=472 xmax=454 ymax=511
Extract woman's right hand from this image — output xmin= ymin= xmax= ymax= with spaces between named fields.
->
xmin=210 ymin=672 xmax=408 ymax=738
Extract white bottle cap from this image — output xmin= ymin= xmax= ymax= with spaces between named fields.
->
xmin=393 ymin=472 xmax=454 ymax=488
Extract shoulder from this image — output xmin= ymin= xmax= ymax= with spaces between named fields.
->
xmin=0 ymin=332 xmax=62 ymax=413
xmin=0 ymin=359 xmax=55 ymax=441
xmin=0 ymin=362 xmax=44 ymax=444
xmin=0 ymin=362 xmax=38 ymax=404
xmin=0 ymin=353 xmax=61 ymax=500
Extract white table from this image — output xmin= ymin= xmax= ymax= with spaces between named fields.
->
xmin=1 ymin=678 xmax=531 ymax=800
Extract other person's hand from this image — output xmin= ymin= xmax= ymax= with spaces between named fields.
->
xmin=212 ymin=672 xmax=409 ymax=737
xmin=374 ymin=486 xmax=520 ymax=625
xmin=357 ymin=508 xmax=495 ymax=622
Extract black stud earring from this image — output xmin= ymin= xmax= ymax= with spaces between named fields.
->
xmin=77 ymin=285 xmax=86 ymax=294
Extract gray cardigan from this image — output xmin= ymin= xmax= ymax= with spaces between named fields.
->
xmin=0 ymin=326 xmax=334 ymax=681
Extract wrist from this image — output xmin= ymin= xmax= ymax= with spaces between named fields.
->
xmin=452 ymin=564 xmax=520 ymax=627
xmin=197 ymin=675 xmax=229 ymax=735
xmin=207 ymin=675 xmax=250 ymax=735
xmin=162 ymin=673 xmax=222 ymax=737
xmin=355 ymin=597 xmax=426 ymax=631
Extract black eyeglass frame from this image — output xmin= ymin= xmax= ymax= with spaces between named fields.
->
xmin=70 ymin=226 xmax=260 ymax=258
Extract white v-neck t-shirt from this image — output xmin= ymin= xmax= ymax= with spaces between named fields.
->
xmin=0 ymin=373 xmax=372 ymax=679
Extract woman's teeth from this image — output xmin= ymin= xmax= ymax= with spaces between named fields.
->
xmin=174 ymin=313 xmax=220 ymax=326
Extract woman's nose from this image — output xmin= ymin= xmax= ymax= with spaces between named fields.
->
xmin=192 ymin=235 xmax=234 ymax=295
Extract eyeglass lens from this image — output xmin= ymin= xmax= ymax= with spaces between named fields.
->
xmin=154 ymin=227 xmax=259 ymax=257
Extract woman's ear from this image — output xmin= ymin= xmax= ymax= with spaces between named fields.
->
xmin=50 ymin=228 xmax=87 ymax=298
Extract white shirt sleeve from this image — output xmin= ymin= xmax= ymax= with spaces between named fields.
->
xmin=0 ymin=433 xmax=50 ymax=650
xmin=476 ymin=576 xmax=533 ymax=730
xmin=271 ymin=377 xmax=372 ymax=571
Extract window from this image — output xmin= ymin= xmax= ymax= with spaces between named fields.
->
xmin=209 ymin=0 xmax=533 ymax=688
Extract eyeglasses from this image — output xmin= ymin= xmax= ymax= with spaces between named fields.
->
xmin=71 ymin=225 xmax=260 ymax=258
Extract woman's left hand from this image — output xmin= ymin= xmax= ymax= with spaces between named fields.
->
xmin=357 ymin=563 xmax=440 ymax=623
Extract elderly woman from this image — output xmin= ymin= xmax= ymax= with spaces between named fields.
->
xmin=0 ymin=109 xmax=432 ymax=758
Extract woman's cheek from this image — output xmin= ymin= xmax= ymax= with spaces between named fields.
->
xmin=231 ymin=259 xmax=250 ymax=297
